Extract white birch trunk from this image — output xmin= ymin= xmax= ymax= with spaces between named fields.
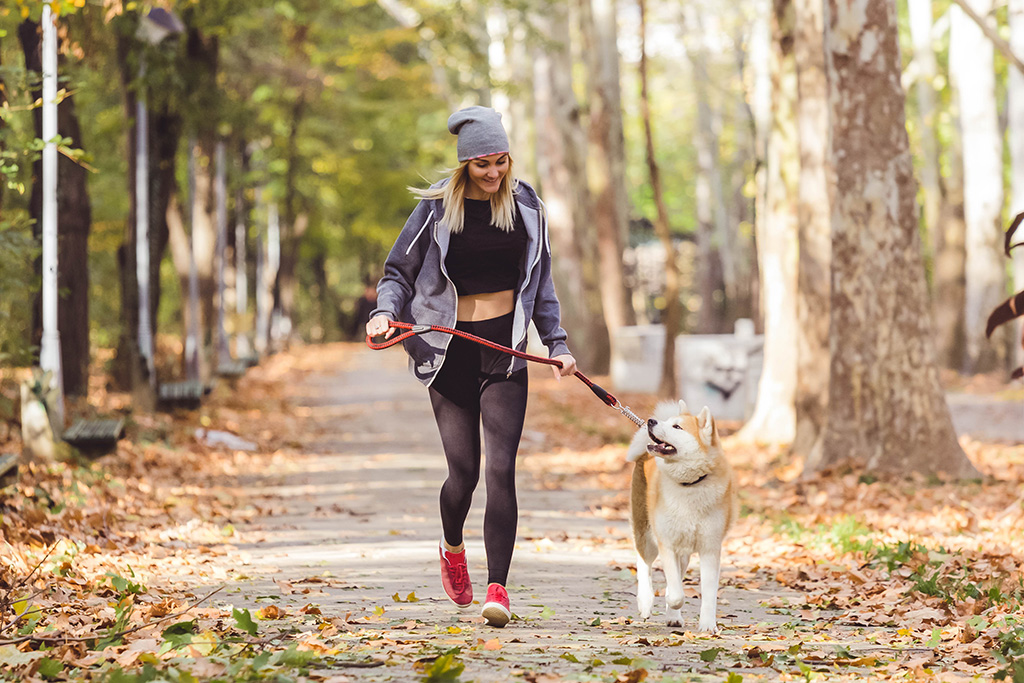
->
xmin=735 ymin=1 xmax=798 ymax=445
xmin=907 ymin=0 xmax=942 ymax=254
xmin=951 ymin=0 xmax=1007 ymax=372
xmin=1009 ymin=0 xmax=1024 ymax=368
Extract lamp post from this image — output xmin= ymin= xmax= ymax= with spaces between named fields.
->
xmin=39 ymin=4 xmax=63 ymax=431
xmin=135 ymin=7 xmax=184 ymax=388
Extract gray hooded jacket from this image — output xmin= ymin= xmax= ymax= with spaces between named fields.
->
xmin=370 ymin=178 xmax=570 ymax=386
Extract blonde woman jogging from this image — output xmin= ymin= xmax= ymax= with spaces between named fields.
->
xmin=366 ymin=106 xmax=576 ymax=627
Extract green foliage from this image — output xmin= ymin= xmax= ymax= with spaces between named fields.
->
xmin=233 ymin=607 xmax=259 ymax=636
xmin=421 ymin=652 xmax=465 ymax=683
xmin=0 ymin=221 xmax=38 ymax=367
xmin=994 ymin=621 xmax=1024 ymax=683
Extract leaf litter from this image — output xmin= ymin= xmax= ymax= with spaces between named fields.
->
xmin=0 ymin=343 xmax=1020 ymax=681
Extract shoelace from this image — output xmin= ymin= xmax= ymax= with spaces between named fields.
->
xmin=450 ymin=562 xmax=469 ymax=592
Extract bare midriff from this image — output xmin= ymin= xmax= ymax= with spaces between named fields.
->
xmin=457 ymin=289 xmax=515 ymax=321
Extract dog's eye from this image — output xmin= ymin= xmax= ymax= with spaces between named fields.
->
xmin=672 ymin=424 xmax=683 ymax=429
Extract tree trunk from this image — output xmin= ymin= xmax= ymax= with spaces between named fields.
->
xmin=507 ymin=19 xmax=536 ymax=182
xmin=533 ymin=2 xmax=611 ymax=374
xmin=579 ymin=0 xmax=635 ymax=339
xmin=684 ymin=5 xmax=730 ymax=334
xmin=166 ymin=185 xmax=193 ymax=376
xmin=1009 ymin=0 xmax=1024 ymax=369
xmin=192 ymin=138 xmax=218 ymax=375
xmin=816 ymin=0 xmax=978 ymax=479
xmin=907 ymin=0 xmax=942 ymax=263
xmin=934 ymin=87 xmax=968 ymax=368
xmin=185 ymin=24 xmax=220 ymax=378
xmin=276 ymin=96 xmax=308 ymax=349
xmin=149 ymin=106 xmax=181 ymax=354
xmin=791 ymin=0 xmax=832 ymax=462
xmin=19 ymin=19 xmax=92 ymax=398
xmin=0 ymin=41 xmax=6 ymax=215
xmin=952 ymin=0 xmax=1007 ymax=373
xmin=112 ymin=31 xmax=146 ymax=392
xmin=745 ymin=0 xmax=773 ymax=333
xmin=235 ymin=143 xmax=252 ymax=357
xmin=639 ymin=0 xmax=680 ymax=398
xmin=736 ymin=0 xmax=799 ymax=445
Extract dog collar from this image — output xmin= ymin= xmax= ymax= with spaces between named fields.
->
xmin=679 ymin=473 xmax=709 ymax=487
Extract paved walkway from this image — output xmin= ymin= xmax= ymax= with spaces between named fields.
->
xmin=213 ymin=344 xmax=1005 ymax=682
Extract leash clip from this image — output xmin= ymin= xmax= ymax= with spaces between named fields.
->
xmin=410 ymin=324 xmax=431 ymax=334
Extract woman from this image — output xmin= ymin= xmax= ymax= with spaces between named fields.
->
xmin=366 ymin=106 xmax=576 ymax=627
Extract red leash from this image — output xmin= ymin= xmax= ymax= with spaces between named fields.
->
xmin=366 ymin=320 xmax=645 ymax=427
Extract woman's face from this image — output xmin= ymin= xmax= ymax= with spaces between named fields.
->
xmin=465 ymin=154 xmax=509 ymax=199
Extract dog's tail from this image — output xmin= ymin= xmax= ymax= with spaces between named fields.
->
xmin=630 ymin=459 xmax=658 ymax=562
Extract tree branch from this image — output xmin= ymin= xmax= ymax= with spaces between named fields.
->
xmin=949 ymin=0 xmax=1024 ymax=76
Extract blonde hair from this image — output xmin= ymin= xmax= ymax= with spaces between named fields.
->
xmin=411 ymin=158 xmax=518 ymax=234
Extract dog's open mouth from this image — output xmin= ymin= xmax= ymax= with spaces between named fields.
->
xmin=647 ymin=427 xmax=677 ymax=456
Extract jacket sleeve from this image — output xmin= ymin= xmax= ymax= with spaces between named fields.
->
xmin=370 ymin=200 xmax=434 ymax=322
xmin=531 ymin=203 xmax=571 ymax=358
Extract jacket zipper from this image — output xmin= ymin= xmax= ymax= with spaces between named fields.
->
xmin=508 ymin=203 xmax=544 ymax=376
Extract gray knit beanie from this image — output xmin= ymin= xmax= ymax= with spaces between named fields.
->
xmin=447 ymin=106 xmax=509 ymax=162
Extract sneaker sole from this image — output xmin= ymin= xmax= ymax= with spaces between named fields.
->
xmin=449 ymin=597 xmax=474 ymax=610
xmin=481 ymin=603 xmax=511 ymax=627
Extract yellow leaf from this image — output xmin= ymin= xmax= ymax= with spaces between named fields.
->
xmin=483 ymin=637 xmax=501 ymax=650
xmin=257 ymin=605 xmax=285 ymax=619
xmin=373 ymin=605 xmax=385 ymax=616
xmin=447 ymin=626 xmax=462 ymax=634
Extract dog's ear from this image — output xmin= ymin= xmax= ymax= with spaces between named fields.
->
xmin=697 ymin=406 xmax=715 ymax=444
xmin=678 ymin=399 xmax=689 ymax=415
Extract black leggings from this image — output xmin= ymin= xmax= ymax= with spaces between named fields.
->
xmin=428 ymin=311 xmax=528 ymax=586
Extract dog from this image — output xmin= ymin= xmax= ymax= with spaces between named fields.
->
xmin=627 ymin=400 xmax=737 ymax=632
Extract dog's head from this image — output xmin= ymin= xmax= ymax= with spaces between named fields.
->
xmin=627 ymin=399 xmax=719 ymax=463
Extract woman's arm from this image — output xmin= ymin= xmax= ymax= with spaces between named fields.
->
xmin=370 ymin=200 xmax=434 ymax=325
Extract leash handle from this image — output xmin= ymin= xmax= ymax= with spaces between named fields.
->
xmin=366 ymin=320 xmax=646 ymax=428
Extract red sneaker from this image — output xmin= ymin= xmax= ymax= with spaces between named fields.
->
xmin=439 ymin=544 xmax=473 ymax=609
xmin=481 ymin=583 xmax=511 ymax=627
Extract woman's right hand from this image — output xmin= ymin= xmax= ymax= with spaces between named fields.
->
xmin=366 ymin=315 xmax=395 ymax=339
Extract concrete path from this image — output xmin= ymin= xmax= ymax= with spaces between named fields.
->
xmin=212 ymin=346 xmax=896 ymax=682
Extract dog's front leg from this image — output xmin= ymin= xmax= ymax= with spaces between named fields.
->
xmin=661 ymin=549 xmax=689 ymax=628
xmin=697 ymin=550 xmax=722 ymax=632
xmin=635 ymin=552 xmax=656 ymax=620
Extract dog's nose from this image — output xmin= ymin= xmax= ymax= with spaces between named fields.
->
xmin=647 ymin=418 xmax=656 ymax=428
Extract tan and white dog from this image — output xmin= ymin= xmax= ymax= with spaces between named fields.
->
xmin=627 ymin=400 xmax=737 ymax=632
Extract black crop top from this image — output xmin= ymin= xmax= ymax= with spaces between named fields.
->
xmin=445 ymin=198 xmax=528 ymax=295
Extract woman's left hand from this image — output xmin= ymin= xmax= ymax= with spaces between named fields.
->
xmin=551 ymin=354 xmax=577 ymax=380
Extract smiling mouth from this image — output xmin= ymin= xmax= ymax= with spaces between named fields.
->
xmin=647 ymin=427 xmax=677 ymax=456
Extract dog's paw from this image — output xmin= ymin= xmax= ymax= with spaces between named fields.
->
xmin=698 ymin=618 xmax=719 ymax=633
xmin=665 ymin=610 xmax=682 ymax=628
xmin=627 ymin=426 xmax=650 ymax=462
xmin=637 ymin=583 xmax=654 ymax=619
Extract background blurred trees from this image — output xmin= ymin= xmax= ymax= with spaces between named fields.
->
xmin=1 ymin=0 xmax=1021 ymax=478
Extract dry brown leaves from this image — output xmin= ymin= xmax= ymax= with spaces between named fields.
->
xmin=0 ymin=343 xmax=1021 ymax=681
xmin=525 ymin=364 xmax=1024 ymax=680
